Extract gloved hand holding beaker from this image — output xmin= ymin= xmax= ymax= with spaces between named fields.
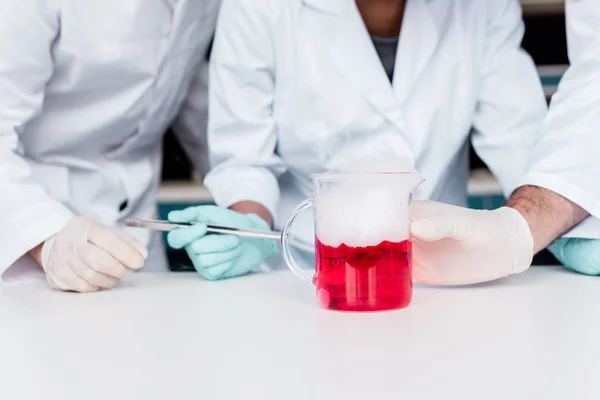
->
xmin=410 ymin=200 xmax=534 ymax=285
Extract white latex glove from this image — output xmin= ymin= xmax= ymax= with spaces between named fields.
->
xmin=41 ymin=217 xmax=148 ymax=293
xmin=410 ymin=201 xmax=534 ymax=285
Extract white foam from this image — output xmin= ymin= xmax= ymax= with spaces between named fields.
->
xmin=316 ymin=178 xmax=413 ymax=248
xmin=315 ymin=149 xmax=420 ymax=247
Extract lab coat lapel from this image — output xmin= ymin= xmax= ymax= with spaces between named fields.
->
xmin=329 ymin=1 xmax=406 ymax=133
xmin=301 ymin=0 xmax=348 ymax=15
xmin=392 ymin=0 xmax=440 ymax=102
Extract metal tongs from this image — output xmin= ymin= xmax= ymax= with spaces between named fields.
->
xmin=125 ymin=218 xmax=282 ymax=240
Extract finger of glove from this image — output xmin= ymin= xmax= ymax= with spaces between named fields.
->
xmin=188 ymin=234 xmax=240 ymax=254
xmin=59 ymin=261 xmax=101 ymax=293
xmin=192 ymin=246 xmax=243 ymax=269
xmin=197 ymin=261 xmax=237 ymax=281
xmin=168 ymin=207 xmax=205 ymax=223
xmin=245 ymin=213 xmax=272 ymax=230
xmin=170 ymin=205 xmax=245 ymax=226
xmin=70 ymin=258 xmax=121 ymax=289
xmin=550 ymin=238 xmax=600 ymax=276
xmin=410 ymin=200 xmax=440 ymax=221
xmin=411 ymin=214 xmax=473 ymax=242
xmin=167 ymin=224 xmax=208 ymax=249
xmin=78 ymin=242 xmax=134 ymax=280
xmin=111 ymin=230 xmax=149 ymax=260
xmin=87 ymin=227 xmax=146 ymax=270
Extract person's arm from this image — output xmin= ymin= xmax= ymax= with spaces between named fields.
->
xmin=470 ymin=1 xmax=547 ymax=199
xmin=513 ymin=0 xmax=600 ymax=238
xmin=164 ymin=0 xmax=283 ymax=281
xmin=29 ymin=244 xmax=44 ymax=266
xmin=202 ymin=0 xmax=286 ymax=224
xmin=505 ymin=186 xmax=588 ymax=253
xmin=229 ymin=201 xmax=273 ymax=228
xmin=0 ymin=0 xmax=74 ymax=276
xmin=409 ymin=0 xmax=550 ymax=286
xmin=468 ymin=0 xmax=588 ymax=251
xmin=509 ymin=1 xmax=600 ymax=274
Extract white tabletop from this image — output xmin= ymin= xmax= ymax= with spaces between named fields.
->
xmin=1 ymin=266 xmax=599 ymax=400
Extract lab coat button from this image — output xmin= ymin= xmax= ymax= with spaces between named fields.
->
xmin=119 ymin=200 xmax=128 ymax=212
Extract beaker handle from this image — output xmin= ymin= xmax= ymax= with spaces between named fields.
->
xmin=280 ymin=198 xmax=314 ymax=283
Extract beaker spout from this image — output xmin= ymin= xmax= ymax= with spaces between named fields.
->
xmin=403 ymin=172 xmax=425 ymax=192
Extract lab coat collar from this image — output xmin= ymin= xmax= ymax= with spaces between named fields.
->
xmin=392 ymin=0 xmax=440 ymax=101
xmin=327 ymin=0 xmax=439 ymax=147
xmin=301 ymin=0 xmax=348 ymax=15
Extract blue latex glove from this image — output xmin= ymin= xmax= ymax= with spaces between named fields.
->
xmin=547 ymin=238 xmax=600 ymax=276
xmin=167 ymin=206 xmax=278 ymax=280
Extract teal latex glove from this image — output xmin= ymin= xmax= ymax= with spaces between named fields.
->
xmin=547 ymin=238 xmax=600 ymax=276
xmin=167 ymin=206 xmax=278 ymax=280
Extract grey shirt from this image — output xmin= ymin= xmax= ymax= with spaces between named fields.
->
xmin=371 ymin=35 xmax=399 ymax=82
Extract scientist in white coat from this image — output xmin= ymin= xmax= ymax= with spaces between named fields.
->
xmin=168 ymin=0 xmax=598 ymax=284
xmin=0 ymin=0 xmax=220 ymax=291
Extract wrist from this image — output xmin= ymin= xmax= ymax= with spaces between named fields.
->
xmin=496 ymin=206 xmax=535 ymax=273
xmin=28 ymin=236 xmax=56 ymax=269
xmin=230 ymin=201 xmax=273 ymax=228
xmin=505 ymin=185 xmax=588 ymax=253
xmin=28 ymin=242 xmax=45 ymax=266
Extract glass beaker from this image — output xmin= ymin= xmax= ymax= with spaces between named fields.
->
xmin=280 ymin=172 xmax=424 ymax=312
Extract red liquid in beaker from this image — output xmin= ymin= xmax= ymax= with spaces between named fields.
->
xmin=314 ymin=239 xmax=412 ymax=312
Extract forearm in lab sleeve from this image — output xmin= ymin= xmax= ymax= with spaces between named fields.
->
xmin=0 ymin=1 xmax=75 ymax=276
xmin=514 ymin=171 xmax=600 ymax=240
xmin=513 ymin=18 xmax=600 ymax=239
xmin=505 ymin=185 xmax=588 ymax=253
xmin=0 ymin=191 xmax=73 ymax=279
xmin=469 ymin=0 xmax=548 ymax=199
xmin=203 ymin=165 xmax=281 ymax=225
xmin=0 ymin=151 xmax=74 ymax=274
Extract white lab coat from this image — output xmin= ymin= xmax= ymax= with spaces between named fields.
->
xmin=0 ymin=0 xmax=220 ymax=279
xmin=516 ymin=0 xmax=600 ymax=238
xmin=205 ymin=0 xmax=550 ymax=246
